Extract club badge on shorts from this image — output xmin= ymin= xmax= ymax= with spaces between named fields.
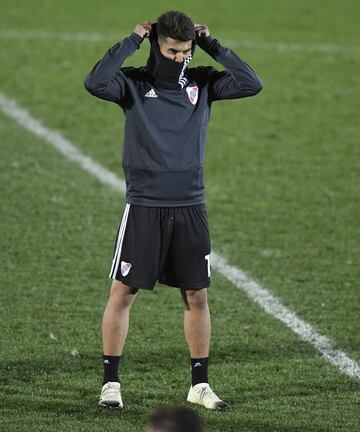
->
xmin=121 ymin=261 xmax=132 ymax=276
xmin=186 ymin=86 xmax=199 ymax=105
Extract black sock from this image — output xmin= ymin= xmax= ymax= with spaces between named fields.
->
xmin=102 ymin=355 xmax=121 ymax=385
xmin=190 ymin=357 xmax=209 ymax=386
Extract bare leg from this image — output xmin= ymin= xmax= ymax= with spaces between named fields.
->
xmin=102 ymin=279 xmax=138 ymax=356
xmin=181 ymin=288 xmax=211 ymax=358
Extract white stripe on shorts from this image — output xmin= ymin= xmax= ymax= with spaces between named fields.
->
xmin=109 ymin=203 xmax=130 ymax=279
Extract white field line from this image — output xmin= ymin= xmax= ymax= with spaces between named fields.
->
xmin=1 ymin=91 xmax=360 ymax=381
xmin=211 ymin=252 xmax=360 ymax=380
xmin=0 ymin=94 xmax=125 ymax=194
xmin=0 ymin=29 xmax=360 ymax=55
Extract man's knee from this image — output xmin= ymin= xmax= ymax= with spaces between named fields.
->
xmin=181 ymin=288 xmax=208 ymax=309
xmin=109 ymin=279 xmax=138 ymax=309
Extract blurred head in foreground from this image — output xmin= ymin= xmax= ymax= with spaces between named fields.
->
xmin=146 ymin=405 xmax=205 ymax=432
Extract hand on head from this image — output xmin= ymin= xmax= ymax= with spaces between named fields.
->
xmin=133 ymin=21 xmax=209 ymax=40
xmin=194 ymin=24 xmax=210 ymax=39
xmin=134 ymin=21 xmax=152 ymax=38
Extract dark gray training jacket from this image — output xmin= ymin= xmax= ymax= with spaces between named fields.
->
xmin=84 ymin=32 xmax=262 ymax=207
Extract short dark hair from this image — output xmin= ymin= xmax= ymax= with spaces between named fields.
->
xmin=157 ymin=11 xmax=195 ymax=42
xmin=146 ymin=405 xmax=205 ymax=432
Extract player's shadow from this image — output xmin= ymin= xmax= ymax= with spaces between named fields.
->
xmin=2 ymin=355 xmax=357 ymax=430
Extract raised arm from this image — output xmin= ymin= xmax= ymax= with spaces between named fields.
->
xmin=84 ymin=21 xmax=151 ymax=103
xmin=195 ymin=24 xmax=263 ymax=102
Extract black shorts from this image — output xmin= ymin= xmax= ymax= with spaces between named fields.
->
xmin=108 ymin=204 xmax=211 ymax=290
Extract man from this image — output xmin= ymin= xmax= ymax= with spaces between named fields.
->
xmin=146 ymin=405 xmax=205 ymax=432
xmin=84 ymin=10 xmax=262 ymax=411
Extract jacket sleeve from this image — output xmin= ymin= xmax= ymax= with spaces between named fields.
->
xmin=84 ymin=32 xmax=144 ymax=103
xmin=197 ymin=35 xmax=263 ymax=102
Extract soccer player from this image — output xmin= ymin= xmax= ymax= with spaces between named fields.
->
xmin=84 ymin=10 xmax=262 ymax=411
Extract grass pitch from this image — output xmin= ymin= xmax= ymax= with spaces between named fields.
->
xmin=1 ymin=1 xmax=360 ymax=431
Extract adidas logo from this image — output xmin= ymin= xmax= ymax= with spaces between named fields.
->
xmin=194 ymin=362 xmax=202 ymax=368
xmin=145 ymin=88 xmax=158 ymax=98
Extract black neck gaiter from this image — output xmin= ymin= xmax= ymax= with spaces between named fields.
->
xmin=146 ymin=25 xmax=195 ymax=90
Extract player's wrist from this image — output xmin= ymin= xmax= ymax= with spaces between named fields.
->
xmin=133 ymin=29 xmax=146 ymax=38
xmin=196 ymin=34 xmax=215 ymax=50
xmin=129 ymin=32 xmax=145 ymax=47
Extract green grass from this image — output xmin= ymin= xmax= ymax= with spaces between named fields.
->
xmin=1 ymin=1 xmax=360 ymax=431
